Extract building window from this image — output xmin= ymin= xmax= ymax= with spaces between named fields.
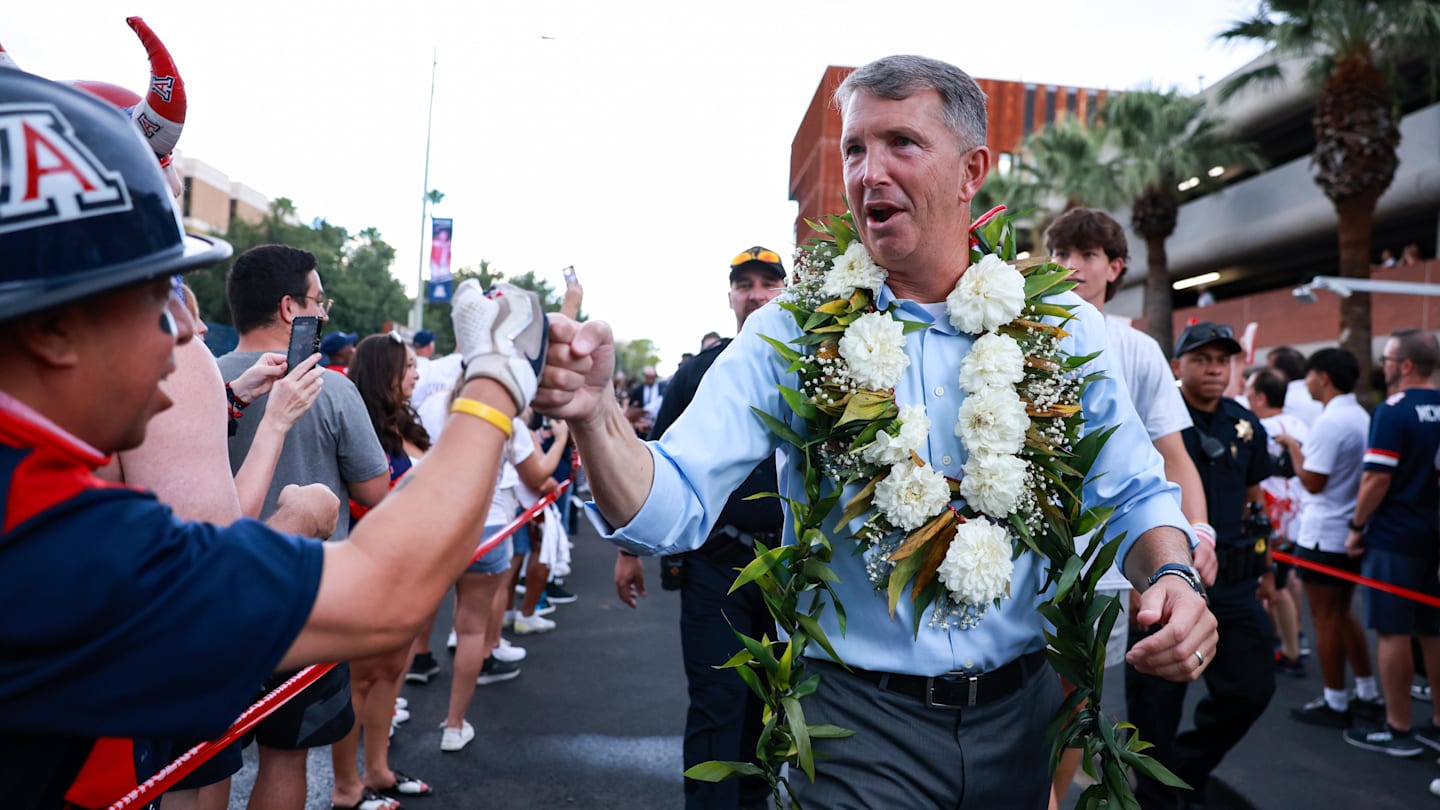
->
xmin=1044 ymin=87 xmax=1057 ymax=125
xmin=1067 ymin=88 xmax=1078 ymax=118
xmin=1087 ymin=90 xmax=1099 ymax=124
xmin=228 ymin=198 xmax=238 ymax=229
xmin=182 ymin=176 xmax=192 ymax=218
xmin=1023 ymin=85 xmax=1035 ymax=135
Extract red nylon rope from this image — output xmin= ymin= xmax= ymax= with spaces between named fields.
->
xmin=1274 ymin=549 xmax=1440 ymax=609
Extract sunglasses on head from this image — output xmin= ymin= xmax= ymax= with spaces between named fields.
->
xmin=731 ymin=248 xmax=781 ymax=268
xmin=387 ymin=330 xmax=405 ymax=345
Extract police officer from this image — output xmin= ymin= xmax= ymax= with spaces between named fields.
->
xmin=1126 ymin=321 xmax=1278 ymax=809
xmin=613 ymin=246 xmax=786 ymax=810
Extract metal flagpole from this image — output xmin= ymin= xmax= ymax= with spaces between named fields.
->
xmin=410 ymin=49 xmax=438 ymax=331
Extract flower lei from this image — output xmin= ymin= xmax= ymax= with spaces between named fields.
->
xmin=686 ymin=208 xmax=1182 ymax=809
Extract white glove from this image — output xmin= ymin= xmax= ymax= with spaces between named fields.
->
xmin=451 ymin=280 xmax=548 ymax=410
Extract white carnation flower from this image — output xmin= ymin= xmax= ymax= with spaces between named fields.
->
xmin=873 ymin=461 xmax=950 ymax=531
xmin=959 ymin=332 xmax=1025 ymax=394
xmin=947 ymin=254 xmax=1026 ymax=334
xmin=862 ymin=404 xmax=930 ymax=466
xmin=820 ymin=241 xmax=887 ymax=299
xmin=956 ymin=385 xmax=1030 ymax=457
xmin=937 ymin=519 xmax=1014 ymax=605
xmin=959 ymin=452 xmax=1028 ymax=516
xmin=839 ymin=311 xmax=910 ymax=390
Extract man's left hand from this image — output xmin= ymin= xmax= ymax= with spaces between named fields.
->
xmin=1125 ymin=577 xmax=1218 ymax=682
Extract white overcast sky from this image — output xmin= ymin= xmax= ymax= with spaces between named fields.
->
xmin=6 ymin=1 xmax=1266 ymax=372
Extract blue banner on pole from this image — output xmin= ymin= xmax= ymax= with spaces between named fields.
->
xmin=428 ymin=217 xmax=453 ymax=303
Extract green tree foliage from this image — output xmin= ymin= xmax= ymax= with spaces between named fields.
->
xmin=188 ymin=198 xmax=409 ymax=337
xmin=1219 ymin=0 xmax=1440 ymax=399
xmin=417 ymin=261 xmax=584 ymax=355
xmin=614 ymin=338 xmax=661 ymax=381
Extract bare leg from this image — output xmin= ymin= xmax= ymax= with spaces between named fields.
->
xmin=1420 ymin=635 xmax=1440 ymax=726
xmin=1305 ymin=581 xmax=1350 ymax=690
xmin=246 ymin=746 xmax=307 ymax=810
xmin=1378 ymin=633 xmax=1415 ymax=730
xmin=1270 ymin=582 xmax=1301 ymax=661
xmin=446 ymin=571 xmax=506 ymax=729
xmin=360 ymin=647 xmax=411 ymax=789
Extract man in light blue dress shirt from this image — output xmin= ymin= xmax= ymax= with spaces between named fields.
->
xmin=535 ymin=55 xmax=1217 ymax=809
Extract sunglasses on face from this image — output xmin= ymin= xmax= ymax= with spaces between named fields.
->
xmin=731 ymin=248 xmax=782 ymax=268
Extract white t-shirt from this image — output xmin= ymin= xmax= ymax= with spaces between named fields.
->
xmin=486 ymin=417 xmax=536 ymax=527
xmin=1089 ymin=315 xmax=1192 ymax=592
xmin=1295 ymin=393 xmax=1369 ymax=552
xmin=411 ymin=353 xmax=463 ymax=413
xmin=1257 ymin=411 xmax=1308 ymax=541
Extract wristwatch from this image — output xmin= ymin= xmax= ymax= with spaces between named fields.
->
xmin=1148 ymin=563 xmax=1207 ymax=601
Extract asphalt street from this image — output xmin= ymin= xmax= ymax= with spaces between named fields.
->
xmin=220 ymin=518 xmax=1437 ymax=809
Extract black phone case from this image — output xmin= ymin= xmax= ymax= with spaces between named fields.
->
xmin=287 ymin=316 xmax=321 ymax=370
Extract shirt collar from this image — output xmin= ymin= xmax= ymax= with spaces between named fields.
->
xmin=876 ymin=282 xmax=961 ymax=336
xmin=1325 ymin=392 xmax=1358 ymax=411
xmin=0 ymin=389 xmax=108 ymax=466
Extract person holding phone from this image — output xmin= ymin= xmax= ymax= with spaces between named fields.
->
xmin=217 ymin=246 xmax=393 ymax=810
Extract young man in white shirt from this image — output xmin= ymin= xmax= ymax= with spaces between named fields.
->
xmin=1273 ymin=349 xmax=1379 ymax=728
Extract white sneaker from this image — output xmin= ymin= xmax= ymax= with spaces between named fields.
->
xmin=393 ymin=706 xmax=411 ymax=725
xmin=492 ymin=637 xmax=527 ymax=663
xmin=502 ymin=610 xmax=518 ymax=629
xmin=395 ymin=696 xmax=408 ymax=711
xmin=513 ymin=613 xmax=556 ymax=635
xmin=446 ymin=629 xmax=457 ymax=651
xmin=440 ymin=720 xmax=475 ymax=752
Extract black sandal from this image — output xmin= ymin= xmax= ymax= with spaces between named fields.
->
xmin=332 ymin=787 xmax=401 ymax=810
xmin=377 ymin=770 xmax=433 ymax=798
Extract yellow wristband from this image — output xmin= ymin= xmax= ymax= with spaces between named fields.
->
xmin=450 ymin=398 xmax=513 ymax=438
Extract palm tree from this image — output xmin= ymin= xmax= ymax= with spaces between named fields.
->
xmin=1101 ymin=89 xmax=1263 ymax=353
xmin=975 ymin=119 xmax=1121 ymax=253
xmin=1219 ymin=0 xmax=1440 ymax=398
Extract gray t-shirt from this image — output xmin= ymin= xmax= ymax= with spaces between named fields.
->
xmin=216 ymin=351 xmax=388 ymax=541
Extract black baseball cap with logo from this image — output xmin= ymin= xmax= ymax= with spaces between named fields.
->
xmin=1174 ymin=321 xmax=1243 ymax=357
xmin=729 ymin=246 xmax=786 ymax=282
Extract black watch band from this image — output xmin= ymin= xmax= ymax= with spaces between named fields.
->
xmin=1147 ymin=563 xmax=1207 ymax=600
xmin=1348 ymin=520 xmax=1365 ymax=532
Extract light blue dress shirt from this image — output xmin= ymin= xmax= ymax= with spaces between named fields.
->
xmin=592 ymin=284 xmax=1187 ymax=676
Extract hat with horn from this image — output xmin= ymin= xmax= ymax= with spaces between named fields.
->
xmin=55 ymin=18 xmax=188 ymax=196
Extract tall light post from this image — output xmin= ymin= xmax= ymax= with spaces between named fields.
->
xmin=410 ymin=49 xmax=438 ymax=331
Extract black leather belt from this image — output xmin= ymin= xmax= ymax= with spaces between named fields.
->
xmin=827 ymin=649 xmax=1047 ymax=709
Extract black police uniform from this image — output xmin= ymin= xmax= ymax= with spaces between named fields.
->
xmin=1126 ymin=396 xmax=1277 ymax=808
xmin=649 ymin=338 xmax=780 ymax=810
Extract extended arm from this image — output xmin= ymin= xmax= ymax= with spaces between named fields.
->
xmin=279 ymin=281 xmax=543 ymax=668
xmin=533 ymin=316 xmax=656 ymax=528
xmin=234 ymin=353 xmax=324 ymax=517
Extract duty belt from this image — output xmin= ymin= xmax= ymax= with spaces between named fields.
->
xmin=698 ymin=525 xmax=779 ymax=567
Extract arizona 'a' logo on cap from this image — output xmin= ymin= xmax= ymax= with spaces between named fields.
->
xmin=0 ymin=104 xmax=133 ymax=235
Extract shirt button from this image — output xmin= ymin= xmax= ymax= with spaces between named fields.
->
xmin=941 ymin=455 xmax=953 ymax=465
xmin=934 ymin=386 xmax=945 ymax=397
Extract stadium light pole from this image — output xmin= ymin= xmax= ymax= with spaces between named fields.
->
xmin=410 ymin=49 xmax=438 ymax=331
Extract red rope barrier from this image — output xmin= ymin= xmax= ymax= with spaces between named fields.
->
xmin=105 ymin=480 xmax=574 ymax=809
xmin=1274 ymin=549 xmax=1440 ymax=609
